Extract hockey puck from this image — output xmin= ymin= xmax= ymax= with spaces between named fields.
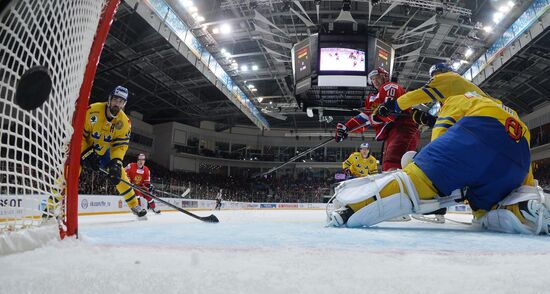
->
xmin=14 ymin=65 xmax=52 ymax=111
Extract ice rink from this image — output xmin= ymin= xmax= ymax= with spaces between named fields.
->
xmin=2 ymin=209 xmax=550 ymax=294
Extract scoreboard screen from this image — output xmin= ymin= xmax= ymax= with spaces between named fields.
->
xmin=292 ymin=38 xmax=312 ymax=82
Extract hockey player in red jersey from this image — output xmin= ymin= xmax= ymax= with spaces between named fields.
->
xmin=335 ymin=67 xmax=419 ymax=171
xmin=125 ymin=154 xmax=160 ymax=214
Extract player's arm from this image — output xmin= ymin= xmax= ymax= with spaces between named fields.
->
xmin=430 ymin=96 xmax=467 ymax=141
xmin=80 ymin=107 xmax=92 ymax=154
xmin=369 ymin=156 xmax=378 ymax=174
xmin=396 ymin=75 xmax=446 ymax=111
xmin=110 ymin=121 xmax=131 ymax=161
xmin=344 ymin=111 xmax=372 ymax=134
xmin=342 ymin=154 xmax=353 ymax=170
xmin=143 ymin=167 xmax=152 ymax=189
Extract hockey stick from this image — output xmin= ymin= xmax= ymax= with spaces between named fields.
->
xmin=100 ymin=169 xmax=219 ymax=223
xmin=256 ymin=125 xmax=367 ymax=178
xmin=156 ymin=188 xmax=191 ymax=198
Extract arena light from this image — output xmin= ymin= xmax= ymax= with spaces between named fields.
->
xmin=493 ymin=12 xmax=504 ymax=23
xmin=191 ymin=12 xmax=198 ymax=18
xmin=251 ymin=65 xmax=259 ymax=71
xmin=465 ymin=48 xmax=474 ymax=58
xmin=181 ymin=0 xmax=193 ymax=8
xmin=483 ymin=25 xmax=493 ymax=33
xmin=212 ymin=27 xmax=220 ymax=34
xmin=247 ymin=84 xmax=255 ymax=89
xmin=507 ymin=1 xmax=515 ymax=8
xmin=241 ymin=65 xmax=249 ymax=72
xmin=452 ymin=61 xmax=461 ymax=70
xmin=196 ymin=16 xmax=205 ymax=22
xmin=221 ymin=48 xmax=227 ymax=54
xmin=220 ymin=24 xmax=232 ymax=34
xmin=189 ymin=6 xmax=198 ymax=13
xmin=498 ymin=5 xmax=511 ymax=13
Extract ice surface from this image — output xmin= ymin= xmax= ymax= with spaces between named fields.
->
xmin=1 ymin=210 xmax=550 ymax=294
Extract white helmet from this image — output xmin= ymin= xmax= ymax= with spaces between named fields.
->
xmin=367 ymin=67 xmax=389 ymax=86
xmin=360 ymin=142 xmax=369 ymax=149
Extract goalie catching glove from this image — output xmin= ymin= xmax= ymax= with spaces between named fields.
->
xmin=106 ymin=159 xmax=123 ymax=185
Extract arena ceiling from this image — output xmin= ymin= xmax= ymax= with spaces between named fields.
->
xmin=91 ymin=0 xmax=550 ymax=130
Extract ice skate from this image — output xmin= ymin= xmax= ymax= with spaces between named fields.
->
xmin=150 ymin=206 xmax=161 ymax=214
xmin=327 ymin=206 xmax=354 ymax=227
xmin=131 ymin=205 xmax=148 ymax=220
xmin=411 ymin=214 xmax=446 ymax=224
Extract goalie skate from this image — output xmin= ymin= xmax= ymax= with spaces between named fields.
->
xmin=411 ymin=214 xmax=445 ymax=224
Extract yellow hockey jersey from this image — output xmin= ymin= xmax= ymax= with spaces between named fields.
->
xmin=343 ymin=152 xmax=378 ymax=177
xmin=81 ymin=102 xmax=131 ymax=161
xmin=397 ymin=72 xmax=490 ymax=111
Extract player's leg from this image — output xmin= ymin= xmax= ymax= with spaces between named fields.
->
xmin=99 ymin=152 xmax=146 ymax=217
xmin=382 ymin=124 xmax=419 ymax=171
xmin=142 ymin=193 xmax=160 ymax=214
xmin=478 ymin=185 xmax=550 ymax=234
xmin=115 ymin=169 xmax=147 ymax=217
xmin=328 ymin=163 xmax=460 ymax=227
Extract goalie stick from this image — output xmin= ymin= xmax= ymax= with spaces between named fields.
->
xmin=99 ymin=169 xmax=219 ymax=223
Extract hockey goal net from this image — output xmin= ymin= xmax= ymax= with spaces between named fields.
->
xmin=0 ymin=0 xmax=120 ymax=252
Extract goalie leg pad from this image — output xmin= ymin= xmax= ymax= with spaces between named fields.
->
xmin=347 ymin=193 xmax=413 ymax=227
xmin=479 ymin=185 xmax=550 ymax=234
xmin=332 ymin=170 xmax=461 ymax=228
xmin=480 ymin=209 xmax=533 ymax=234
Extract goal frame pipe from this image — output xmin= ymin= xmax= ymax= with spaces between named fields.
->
xmin=63 ymin=0 xmax=121 ymax=239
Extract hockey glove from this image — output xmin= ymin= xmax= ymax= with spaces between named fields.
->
xmin=106 ymin=159 xmax=123 ymax=185
xmin=335 ymin=123 xmax=348 ymax=143
xmin=81 ymin=147 xmax=100 ymax=171
xmin=343 ymin=169 xmax=353 ymax=179
xmin=146 ymin=183 xmax=155 ymax=193
xmin=375 ymin=99 xmax=400 ymax=118
xmin=411 ymin=109 xmax=436 ymax=127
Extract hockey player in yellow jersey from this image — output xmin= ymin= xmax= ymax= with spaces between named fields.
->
xmin=328 ymin=66 xmax=549 ymax=235
xmin=342 ymin=143 xmax=378 ymax=178
xmin=80 ymin=86 xmax=147 ymax=217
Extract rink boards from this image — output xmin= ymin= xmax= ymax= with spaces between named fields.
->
xmin=0 ymin=194 xmax=472 ymax=221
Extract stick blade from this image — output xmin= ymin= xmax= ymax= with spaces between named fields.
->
xmin=201 ymin=214 xmax=219 ymax=223
xmin=181 ymin=188 xmax=191 ymax=198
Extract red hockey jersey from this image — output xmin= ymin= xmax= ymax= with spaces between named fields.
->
xmin=345 ymin=81 xmax=412 ymax=141
xmin=125 ymin=163 xmax=151 ymax=189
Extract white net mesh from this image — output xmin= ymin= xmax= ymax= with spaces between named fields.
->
xmin=0 ymin=0 xmax=110 ymax=233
